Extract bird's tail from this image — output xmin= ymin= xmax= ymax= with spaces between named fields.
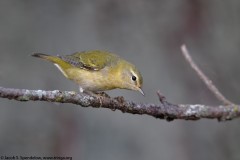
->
xmin=32 ymin=53 xmax=59 ymax=62
xmin=32 ymin=53 xmax=72 ymax=78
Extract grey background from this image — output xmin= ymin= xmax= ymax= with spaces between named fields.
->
xmin=1 ymin=0 xmax=240 ymax=160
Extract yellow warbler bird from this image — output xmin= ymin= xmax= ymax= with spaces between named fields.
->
xmin=32 ymin=50 xmax=144 ymax=95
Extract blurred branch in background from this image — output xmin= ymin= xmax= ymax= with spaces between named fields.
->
xmin=181 ymin=45 xmax=234 ymax=105
xmin=0 ymin=45 xmax=239 ymax=122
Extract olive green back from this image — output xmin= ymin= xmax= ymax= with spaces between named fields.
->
xmin=59 ymin=50 xmax=119 ymax=71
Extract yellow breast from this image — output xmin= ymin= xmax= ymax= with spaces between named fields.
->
xmin=64 ymin=67 xmax=119 ymax=91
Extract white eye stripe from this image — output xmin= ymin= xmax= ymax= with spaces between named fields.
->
xmin=130 ymin=70 xmax=138 ymax=81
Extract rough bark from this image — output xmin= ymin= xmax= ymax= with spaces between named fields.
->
xmin=1 ymin=86 xmax=239 ymax=121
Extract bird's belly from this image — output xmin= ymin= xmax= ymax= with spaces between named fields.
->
xmin=65 ymin=68 xmax=116 ymax=91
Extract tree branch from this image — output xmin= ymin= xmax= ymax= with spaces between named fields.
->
xmin=181 ymin=44 xmax=234 ymax=105
xmin=0 ymin=86 xmax=239 ymax=121
xmin=1 ymin=44 xmax=238 ymax=121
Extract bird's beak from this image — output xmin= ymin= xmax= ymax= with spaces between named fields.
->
xmin=138 ymin=87 xmax=145 ymax=96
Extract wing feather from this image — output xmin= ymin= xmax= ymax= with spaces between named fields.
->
xmin=58 ymin=50 xmax=119 ymax=71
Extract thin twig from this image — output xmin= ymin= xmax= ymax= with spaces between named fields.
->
xmin=0 ymin=86 xmax=239 ymax=121
xmin=181 ymin=44 xmax=234 ymax=105
xmin=157 ymin=90 xmax=167 ymax=104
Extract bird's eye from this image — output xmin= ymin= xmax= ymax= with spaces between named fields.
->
xmin=132 ymin=75 xmax=137 ymax=81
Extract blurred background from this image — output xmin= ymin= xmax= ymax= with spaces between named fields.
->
xmin=0 ymin=0 xmax=240 ymax=159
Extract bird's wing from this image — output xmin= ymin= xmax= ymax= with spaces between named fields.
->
xmin=59 ymin=50 xmax=118 ymax=71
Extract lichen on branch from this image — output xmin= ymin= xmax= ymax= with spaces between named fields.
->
xmin=0 ymin=86 xmax=239 ymax=121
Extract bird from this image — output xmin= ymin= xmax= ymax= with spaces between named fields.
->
xmin=32 ymin=50 xmax=144 ymax=95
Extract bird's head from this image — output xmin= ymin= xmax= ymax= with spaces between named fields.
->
xmin=116 ymin=61 xmax=144 ymax=95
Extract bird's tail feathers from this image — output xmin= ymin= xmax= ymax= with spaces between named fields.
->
xmin=31 ymin=53 xmax=73 ymax=75
xmin=31 ymin=53 xmax=58 ymax=62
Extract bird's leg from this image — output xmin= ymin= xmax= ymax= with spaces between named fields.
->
xmin=79 ymin=86 xmax=84 ymax=93
xmin=94 ymin=91 xmax=110 ymax=98
xmin=79 ymin=86 xmax=107 ymax=97
xmin=79 ymin=86 xmax=94 ymax=95
xmin=79 ymin=86 xmax=110 ymax=98
xmin=88 ymin=91 xmax=110 ymax=98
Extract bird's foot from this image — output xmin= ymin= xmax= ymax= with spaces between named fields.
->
xmin=94 ymin=91 xmax=111 ymax=98
xmin=82 ymin=90 xmax=110 ymax=98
